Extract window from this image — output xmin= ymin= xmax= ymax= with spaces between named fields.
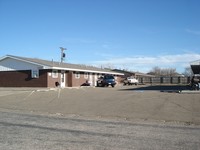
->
xmin=84 ymin=73 xmax=89 ymax=79
xmin=75 ymin=72 xmax=80 ymax=79
xmin=52 ymin=70 xmax=58 ymax=78
xmin=32 ymin=70 xmax=39 ymax=78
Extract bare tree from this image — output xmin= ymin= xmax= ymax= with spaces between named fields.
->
xmin=148 ymin=66 xmax=177 ymax=77
xmin=148 ymin=66 xmax=161 ymax=76
xmin=182 ymin=66 xmax=193 ymax=77
xmin=100 ymin=63 xmax=116 ymax=70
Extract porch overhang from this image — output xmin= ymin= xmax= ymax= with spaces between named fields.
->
xmin=191 ymin=65 xmax=200 ymax=74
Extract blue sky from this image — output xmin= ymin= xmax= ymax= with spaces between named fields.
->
xmin=0 ymin=0 xmax=200 ymax=73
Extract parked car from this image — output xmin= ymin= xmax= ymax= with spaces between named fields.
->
xmin=97 ymin=75 xmax=116 ymax=87
xmin=123 ymin=77 xmax=138 ymax=85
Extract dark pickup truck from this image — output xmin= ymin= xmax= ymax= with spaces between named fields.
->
xmin=97 ymin=75 xmax=116 ymax=87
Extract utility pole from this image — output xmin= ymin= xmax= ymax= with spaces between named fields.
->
xmin=60 ymin=47 xmax=67 ymax=63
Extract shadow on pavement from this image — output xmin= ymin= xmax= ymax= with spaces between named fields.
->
xmin=120 ymin=84 xmax=190 ymax=92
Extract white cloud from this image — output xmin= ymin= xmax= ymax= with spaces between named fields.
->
xmin=91 ymin=53 xmax=200 ymax=73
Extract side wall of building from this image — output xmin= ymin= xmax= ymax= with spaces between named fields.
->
xmin=0 ymin=69 xmax=123 ymax=88
xmin=46 ymin=70 xmax=87 ymax=88
xmin=47 ymin=70 xmax=61 ymax=88
xmin=71 ymin=72 xmax=89 ymax=87
xmin=70 ymin=71 xmax=123 ymax=87
xmin=0 ymin=70 xmax=48 ymax=87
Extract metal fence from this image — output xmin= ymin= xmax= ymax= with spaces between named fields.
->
xmin=138 ymin=77 xmax=191 ymax=84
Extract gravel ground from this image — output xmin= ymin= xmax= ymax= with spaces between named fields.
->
xmin=0 ymin=84 xmax=200 ymax=124
xmin=1 ymin=85 xmax=200 ymax=149
xmin=1 ymin=110 xmax=200 ymax=150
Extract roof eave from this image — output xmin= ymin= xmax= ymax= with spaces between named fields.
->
xmin=51 ymin=67 xmax=124 ymax=75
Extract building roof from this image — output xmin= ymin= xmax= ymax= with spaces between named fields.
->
xmin=190 ymin=60 xmax=200 ymax=74
xmin=0 ymin=55 xmax=124 ymax=75
xmin=112 ymin=69 xmax=155 ymax=77
xmin=191 ymin=65 xmax=200 ymax=74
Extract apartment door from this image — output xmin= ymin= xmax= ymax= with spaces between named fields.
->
xmin=93 ymin=74 xmax=97 ymax=86
xmin=60 ymin=72 xmax=65 ymax=88
xmin=89 ymin=73 xmax=93 ymax=86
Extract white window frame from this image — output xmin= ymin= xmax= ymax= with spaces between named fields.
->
xmin=84 ymin=73 xmax=89 ymax=79
xmin=75 ymin=72 xmax=80 ymax=79
xmin=52 ymin=70 xmax=58 ymax=78
xmin=31 ymin=69 xmax=39 ymax=78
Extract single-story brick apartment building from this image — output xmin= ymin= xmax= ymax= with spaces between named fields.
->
xmin=0 ymin=55 xmax=124 ymax=88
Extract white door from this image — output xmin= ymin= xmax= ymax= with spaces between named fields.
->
xmin=60 ymin=72 xmax=65 ymax=88
xmin=94 ymin=74 xmax=97 ymax=86
xmin=89 ymin=74 xmax=93 ymax=86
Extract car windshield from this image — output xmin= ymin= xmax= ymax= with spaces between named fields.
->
xmin=105 ymin=75 xmax=114 ymax=79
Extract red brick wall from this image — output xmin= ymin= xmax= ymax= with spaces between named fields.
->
xmin=67 ymin=71 xmax=73 ymax=87
xmin=0 ymin=70 xmax=123 ymax=87
xmin=47 ymin=70 xmax=70 ymax=88
xmin=71 ymin=72 xmax=88 ymax=87
xmin=45 ymin=70 xmax=76 ymax=87
xmin=0 ymin=70 xmax=48 ymax=87
xmin=70 ymin=72 xmax=123 ymax=87
xmin=47 ymin=70 xmax=61 ymax=88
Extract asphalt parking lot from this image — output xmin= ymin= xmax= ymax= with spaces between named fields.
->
xmin=0 ymin=84 xmax=200 ymax=124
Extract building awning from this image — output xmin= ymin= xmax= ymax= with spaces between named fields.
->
xmin=191 ymin=65 xmax=200 ymax=74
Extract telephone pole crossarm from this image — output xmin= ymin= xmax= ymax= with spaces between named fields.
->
xmin=60 ymin=47 xmax=67 ymax=63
